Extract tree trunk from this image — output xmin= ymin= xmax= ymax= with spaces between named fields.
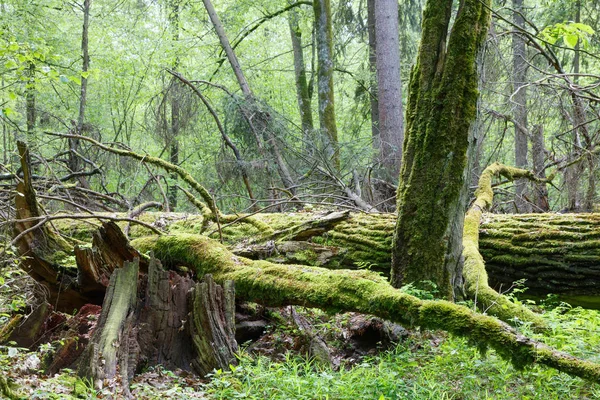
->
xmin=531 ymin=124 xmax=549 ymax=211
xmin=69 ymin=0 xmax=91 ymax=186
xmin=367 ymin=0 xmax=379 ymax=160
xmin=313 ymin=0 xmax=339 ymax=169
xmin=512 ymin=0 xmax=529 ymax=212
xmin=168 ymin=0 xmax=181 ymax=210
xmin=202 ymin=0 xmax=251 ymax=97
xmin=392 ymin=0 xmax=491 ymax=299
xmin=565 ymin=0 xmax=588 ymax=212
xmin=10 ymin=153 xmax=600 ymax=382
xmin=25 ymin=62 xmax=36 ymax=141
xmin=131 ymin=231 xmax=600 ymax=382
xmin=202 ymin=0 xmax=296 ymax=194
xmin=288 ymin=5 xmax=315 ymax=158
xmin=374 ymin=0 xmax=404 ymax=180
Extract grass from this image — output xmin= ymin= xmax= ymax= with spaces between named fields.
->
xmin=201 ymin=303 xmax=600 ymax=400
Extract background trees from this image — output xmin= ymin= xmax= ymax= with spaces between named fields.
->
xmin=0 ymin=0 xmax=598 ymax=283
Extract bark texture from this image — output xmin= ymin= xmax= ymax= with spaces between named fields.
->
xmin=288 ymin=6 xmax=315 ymax=157
xmin=313 ymin=0 xmax=339 ymax=168
xmin=512 ymin=0 xmax=529 ymax=212
xmin=374 ymin=0 xmax=404 ymax=179
xmin=392 ymin=0 xmax=491 ymax=298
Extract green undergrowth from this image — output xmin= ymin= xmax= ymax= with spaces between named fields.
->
xmin=0 ymin=302 xmax=599 ymax=398
xmin=204 ymin=306 xmax=600 ymax=400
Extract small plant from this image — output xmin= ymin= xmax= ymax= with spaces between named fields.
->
xmin=399 ymin=281 xmax=439 ymax=300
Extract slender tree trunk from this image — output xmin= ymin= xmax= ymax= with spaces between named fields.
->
xmin=531 ymin=124 xmax=549 ymax=211
xmin=25 ymin=62 xmax=35 ymax=140
xmin=69 ymin=0 xmax=91 ymax=187
xmin=202 ymin=0 xmax=296 ymax=194
xmin=367 ymin=0 xmax=379 ymax=158
xmin=512 ymin=0 xmax=529 ymax=212
xmin=288 ymin=6 xmax=315 ymax=158
xmin=391 ymin=0 xmax=491 ymax=299
xmin=313 ymin=0 xmax=339 ymax=169
xmin=168 ymin=0 xmax=181 ymax=210
xmin=374 ymin=0 xmax=404 ymax=180
xmin=202 ymin=0 xmax=251 ymax=97
xmin=566 ymin=0 xmax=588 ymax=212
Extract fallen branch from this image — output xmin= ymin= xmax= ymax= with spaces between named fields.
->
xmin=132 ymin=232 xmax=600 ymax=383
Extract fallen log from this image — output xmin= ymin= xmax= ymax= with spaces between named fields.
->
xmin=131 ymin=232 xmax=600 ymax=382
xmin=50 ymin=210 xmax=600 ymax=308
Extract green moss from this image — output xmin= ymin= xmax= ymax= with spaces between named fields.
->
xmin=131 ymin=232 xmax=600 ymax=382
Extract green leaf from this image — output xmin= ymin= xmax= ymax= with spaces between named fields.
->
xmin=7 ymin=43 xmax=19 ymax=52
xmin=70 ymin=75 xmax=82 ymax=85
xmin=4 ymin=59 xmax=17 ymax=69
xmin=571 ymin=22 xmax=595 ymax=35
xmin=81 ymin=71 xmax=90 ymax=79
xmin=564 ymin=34 xmax=578 ymax=48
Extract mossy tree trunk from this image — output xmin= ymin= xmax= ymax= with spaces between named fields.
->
xmin=392 ymin=0 xmax=491 ymax=299
xmin=313 ymin=0 xmax=339 ymax=169
xmin=288 ymin=5 xmax=315 ymax=158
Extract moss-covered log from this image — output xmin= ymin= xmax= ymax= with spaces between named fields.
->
xmin=480 ymin=213 xmax=600 ymax=308
xmin=51 ymin=210 xmax=600 ymax=308
xmin=131 ymin=233 xmax=600 ymax=382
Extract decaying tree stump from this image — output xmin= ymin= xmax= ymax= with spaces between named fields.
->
xmin=189 ymin=275 xmax=237 ymax=375
xmin=8 ymin=142 xmax=239 ymax=389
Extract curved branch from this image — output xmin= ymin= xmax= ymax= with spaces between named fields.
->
xmin=463 ymin=163 xmax=555 ymax=329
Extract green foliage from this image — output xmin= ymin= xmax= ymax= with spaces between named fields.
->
xmin=540 ymin=21 xmax=595 ymax=48
xmin=201 ymin=307 xmax=600 ymax=399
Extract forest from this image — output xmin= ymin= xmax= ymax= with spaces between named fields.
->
xmin=0 ymin=0 xmax=600 ymax=398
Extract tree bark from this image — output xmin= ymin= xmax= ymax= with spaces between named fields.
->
xmin=168 ymin=0 xmax=181 ymax=210
xmin=392 ymin=0 xmax=491 ymax=299
xmin=374 ymin=0 xmax=404 ymax=180
xmin=201 ymin=0 xmax=296 ymax=194
xmin=202 ymin=0 xmax=251 ymax=97
xmin=313 ymin=0 xmax=339 ymax=169
xmin=25 ymin=62 xmax=36 ymax=140
xmin=10 ymin=165 xmax=600 ymax=383
xmin=69 ymin=0 xmax=91 ymax=186
xmin=367 ymin=0 xmax=379 ymax=159
xmin=512 ymin=0 xmax=530 ymax=213
xmin=288 ymin=5 xmax=315 ymax=158
xmin=131 ymin=232 xmax=600 ymax=382
xmin=531 ymin=124 xmax=549 ymax=212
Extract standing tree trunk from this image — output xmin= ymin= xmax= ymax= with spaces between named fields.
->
xmin=512 ymin=0 xmax=529 ymax=212
xmin=367 ymin=0 xmax=379 ymax=160
xmin=288 ymin=5 xmax=315 ymax=158
xmin=25 ymin=62 xmax=36 ymax=140
xmin=374 ymin=0 xmax=404 ymax=180
xmin=313 ymin=0 xmax=339 ymax=169
xmin=565 ymin=0 xmax=588 ymax=212
xmin=69 ymin=0 xmax=91 ymax=187
xmin=531 ymin=124 xmax=549 ymax=211
xmin=168 ymin=0 xmax=181 ymax=210
xmin=391 ymin=0 xmax=491 ymax=299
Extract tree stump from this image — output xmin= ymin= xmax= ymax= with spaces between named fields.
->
xmin=189 ymin=275 xmax=238 ymax=375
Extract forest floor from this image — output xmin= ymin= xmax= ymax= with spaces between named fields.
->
xmin=1 ymin=267 xmax=600 ymax=399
